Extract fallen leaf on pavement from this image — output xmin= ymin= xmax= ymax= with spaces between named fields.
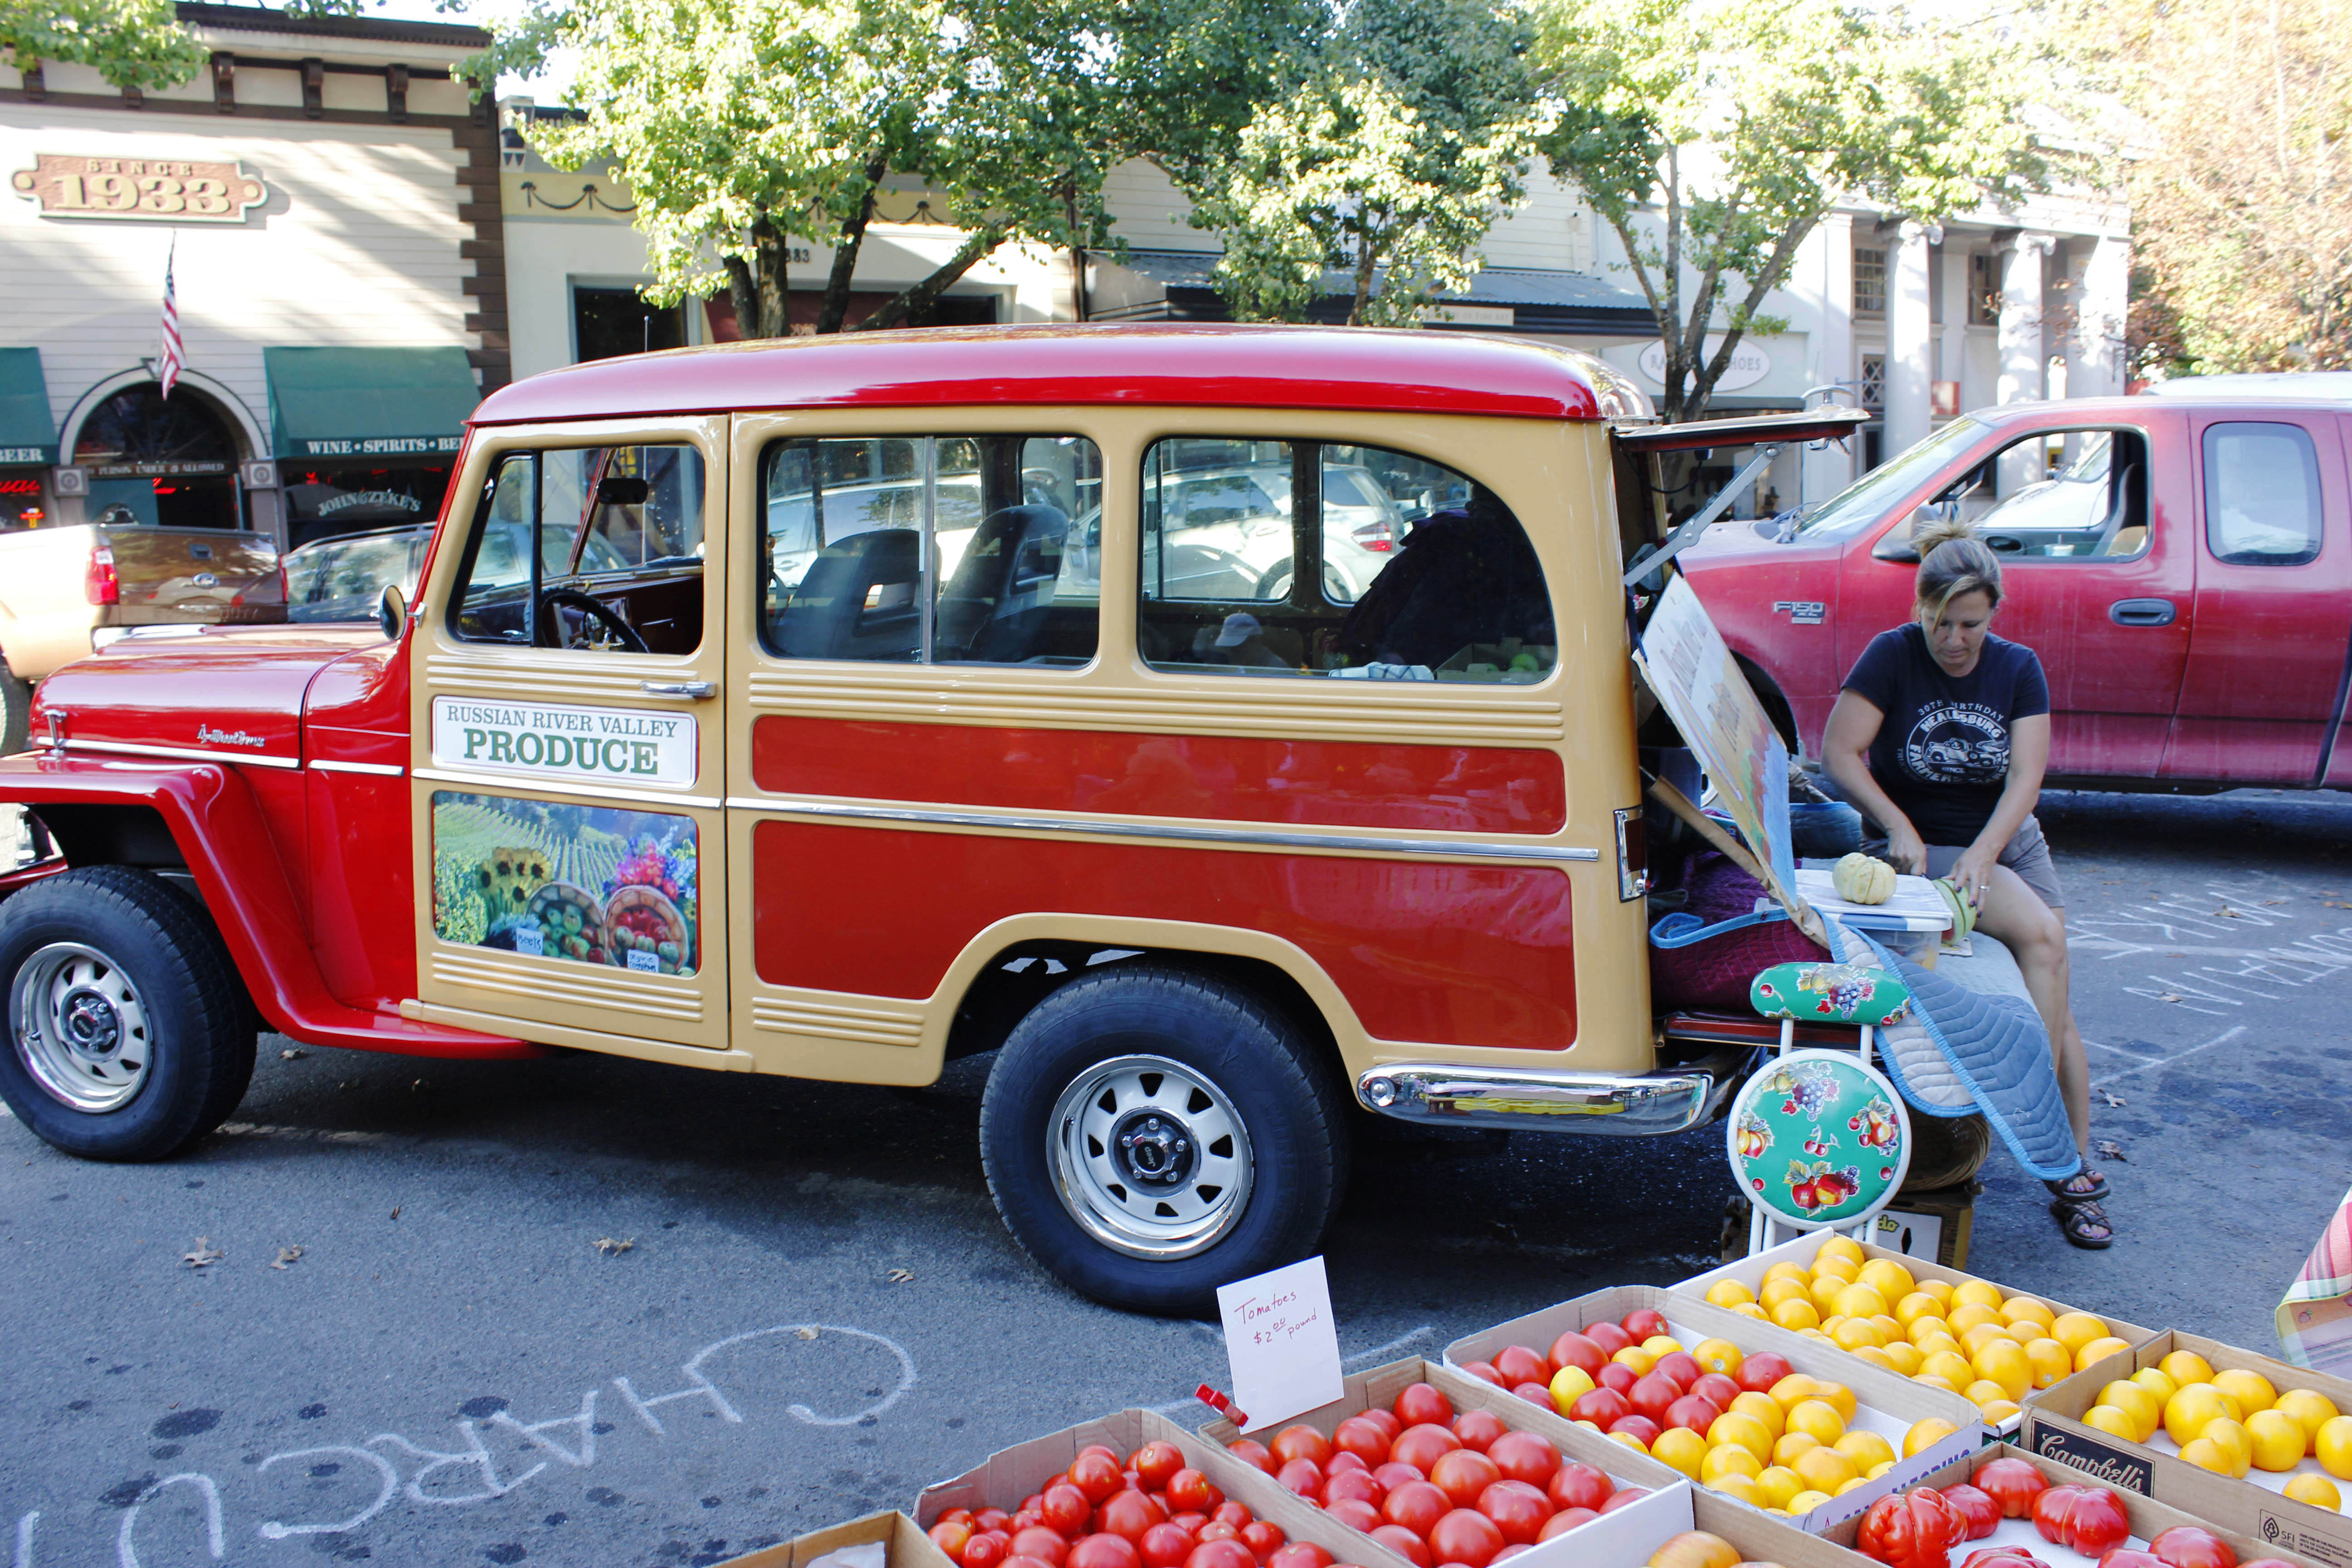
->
xmin=886 ymin=1268 xmax=915 ymax=1283
xmin=594 ymin=1237 xmax=633 ymax=1257
xmin=2158 ymin=993 xmax=2183 ymax=1003
xmin=2326 ymin=901 xmax=2352 ymax=909
xmin=389 ymin=1206 xmax=401 ymax=1220
xmin=2099 ymin=1090 xmax=2127 ymax=1107
xmin=280 ymin=1048 xmax=306 ymax=1059
xmin=271 ymin=1245 xmax=303 ymax=1270
xmin=2094 ymin=1139 xmax=2128 ymax=1162
xmin=183 ymin=1238 xmax=223 ymax=1269
xmin=796 ymin=1326 xmax=820 ymax=1341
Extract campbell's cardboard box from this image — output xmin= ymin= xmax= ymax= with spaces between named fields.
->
xmin=1819 ymin=1441 xmax=2330 ymax=1568
xmin=2024 ymin=1330 xmax=2352 ymax=1568
xmin=914 ymin=1408 xmax=1396 ymax=1568
xmin=1677 ymin=1233 xmax=2160 ymax=1437
xmin=715 ymin=1511 xmax=959 ymax=1568
xmin=1443 ymin=1283 xmax=1987 ymax=1532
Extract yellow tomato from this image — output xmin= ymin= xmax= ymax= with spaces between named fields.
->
xmin=1732 ymin=1392 xmax=1786 ymax=1438
xmin=1705 ymin=1473 xmax=1766 ymax=1507
xmin=1859 ymin=1259 xmax=1916 ymax=1301
xmin=1836 ymin=1431 xmax=1896 ymax=1471
xmin=2283 ymin=1474 xmax=2342 ymax=1510
xmin=1918 ymin=1280 xmax=1955 ymax=1310
xmin=2050 ymin=1312 xmax=2111 ymax=1357
xmin=1912 ymin=1375 xmax=1957 ymax=1393
xmin=2025 ymin=1338 xmax=2076 ymax=1391
xmin=1764 ymin=1261 xmax=1811 ymax=1286
xmin=1705 ymin=1279 xmax=1758 ymax=1309
xmin=1867 ymin=1459 xmax=1897 ymax=1480
xmin=1609 ymin=1429 xmax=1651 ymax=1454
xmin=1614 ymin=1346 xmax=1657 ymax=1374
xmin=2002 ymin=1297 xmax=2057 ymax=1332
xmin=1785 ymin=1490 xmax=1833 ymax=1516
xmin=1849 ymin=1347 xmax=1898 ymax=1371
xmin=1814 ymin=1382 xmax=1858 ymax=1423
xmin=1701 ymin=1441 xmax=1764 ymax=1482
xmin=1791 ymin=1445 xmax=1859 ymax=1494
xmin=1643 ymin=1334 xmax=1686 ymax=1359
xmin=1881 ymin=1343 xmax=1924 ymax=1377
xmin=1769 ymin=1374 xmax=1821 ymax=1410
xmin=1710 ymin=1411 xmax=1776 ymax=1465
xmin=2201 ymin=1416 xmax=2254 ymax=1477
xmin=1872 ymin=1314 xmax=1908 ymax=1343
xmin=1808 ymin=1274 xmax=1851 ymax=1314
xmin=2179 ymin=1437 xmax=2234 ymax=1477
xmin=2317 ymin=1414 xmax=2352 ymax=1479
xmin=1922 ymin=1350 xmax=1977 ymax=1387
xmin=1833 ymin=1283 xmax=1891 ymax=1321
xmin=2161 ymin=1349 xmax=2218 ymax=1387
xmin=1772 ymin=1298 xmax=1823 ymax=1333
xmin=1798 ymin=1328 xmax=1833 ymax=1343
xmin=1961 ymin=1323 xmax=2015 ymax=1358
xmin=1692 ymin=1337 xmax=1744 ymax=1377
xmin=1974 ymin=1339 xmax=2033 ymax=1403
xmin=1947 ymin=1302 xmax=2002 ymax=1336
xmin=1732 ymin=1302 xmax=1769 ymax=1322
xmin=1894 ymin=1292 xmax=1943 ymax=1327
xmin=1772 ymin=1431 xmax=1822 ymax=1466
xmin=2085 ymin=1404 xmax=2140 ymax=1442
xmin=1913 ymin=1331 xmax=1963 ymax=1360
xmin=1815 ymin=1235 xmax=1866 ymax=1268
xmin=2097 ymin=1380 xmax=2162 ymax=1442
xmin=1549 ymin=1365 xmax=1597 ymax=1413
xmin=2165 ymin=1384 xmax=2242 ymax=1445
xmin=2248 ymin=1409 xmax=2309 ymax=1472
xmin=2077 ymin=1337 xmax=2135 ymax=1372
xmin=1761 ymin=1277 xmax=1811 ymax=1311
xmin=1952 ymin=1280 xmax=2004 ymax=1311
xmin=1756 ymin=1466 xmax=1805 ymax=1509
xmin=2132 ymin=1367 xmax=2180 ymax=1404
xmin=1837 ymin=1475 xmax=1874 ymax=1496
xmin=2213 ymin=1369 xmax=2277 ymax=1416
xmin=1833 ymin=1319 xmax=1888 ymax=1353
xmin=1905 ymin=1417 xmax=1960 ymax=1456
xmin=2277 ymin=1388 xmax=2342 ymax=1450
xmin=1812 ymin=1254 xmax=1861 ymax=1285
xmin=1965 ymin=1379 xmax=2016 ymax=1413
xmin=1983 ymin=1400 xmax=2024 ymax=1426
xmin=1788 ymin=1399 xmax=1847 ymax=1446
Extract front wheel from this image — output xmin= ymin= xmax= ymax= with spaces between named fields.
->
xmin=0 ymin=867 xmax=256 ymax=1160
xmin=979 ymin=965 xmax=1350 ymax=1313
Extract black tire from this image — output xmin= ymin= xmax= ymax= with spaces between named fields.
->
xmin=0 ymin=866 xmax=256 ymax=1160
xmin=0 ymin=658 xmax=29 ymax=757
xmin=979 ymin=964 xmax=1350 ymax=1314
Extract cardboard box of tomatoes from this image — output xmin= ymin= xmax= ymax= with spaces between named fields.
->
xmin=1442 ymin=1284 xmax=1987 ymax=1533
xmin=1823 ymin=1441 xmax=2332 ymax=1568
xmin=713 ymin=1511 xmax=960 ymax=1568
xmin=2023 ymin=1332 xmax=2352 ymax=1568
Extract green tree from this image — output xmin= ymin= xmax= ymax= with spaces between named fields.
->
xmin=1178 ymin=0 xmax=1540 ymax=327
xmin=1 ymin=0 xmax=203 ymax=93
xmin=1534 ymin=0 xmax=2042 ymax=421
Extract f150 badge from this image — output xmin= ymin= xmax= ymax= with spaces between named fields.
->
xmin=1773 ymin=601 xmax=1827 ymax=625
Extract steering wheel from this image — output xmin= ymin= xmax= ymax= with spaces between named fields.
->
xmin=534 ymin=588 xmax=648 ymax=653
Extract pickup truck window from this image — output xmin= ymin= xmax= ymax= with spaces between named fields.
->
xmin=1961 ymin=428 xmax=2152 ymax=560
xmin=760 ymin=434 xmax=1102 ymax=667
xmin=2204 ymin=421 xmax=2323 ymax=566
xmin=1137 ymin=438 xmax=1553 ymax=681
xmin=451 ymin=443 xmax=706 ymax=653
xmin=1794 ymin=416 xmax=1986 ymax=538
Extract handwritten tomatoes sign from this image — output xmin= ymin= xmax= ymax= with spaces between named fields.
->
xmin=431 ymin=697 xmax=697 ymax=789
xmin=1216 ymin=1255 xmax=1342 ymax=1432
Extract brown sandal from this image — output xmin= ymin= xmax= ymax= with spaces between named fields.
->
xmin=2052 ymin=1196 xmax=2114 ymax=1249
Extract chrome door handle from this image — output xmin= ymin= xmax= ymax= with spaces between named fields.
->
xmin=2109 ymin=598 xmax=2176 ymax=627
xmin=640 ymin=679 xmax=718 ymax=700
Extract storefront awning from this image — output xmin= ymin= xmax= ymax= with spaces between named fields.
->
xmin=265 ymin=346 xmax=480 ymax=461
xmin=0 ymin=349 xmax=59 ymax=466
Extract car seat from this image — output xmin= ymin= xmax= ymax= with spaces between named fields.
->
xmin=936 ymin=505 xmax=1069 ymax=663
xmin=770 ymin=528 xmax=922 ymax=661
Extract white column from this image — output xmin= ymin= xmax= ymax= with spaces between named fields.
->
xmin=2067 ymin=235 xmax=2128 ymax=399
xmin=1998 ymin=233 xmax=2054 ymax=405
xmin=1885 ymin=220 xmax=1936 ymax=456
xmin=1806 ymin=212 xmax=1857 ymax=503
xmin=1940 ymin=245 xmax=1971 ymax=417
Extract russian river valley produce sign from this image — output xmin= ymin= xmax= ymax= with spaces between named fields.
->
xmin=431 ymin=697 xmax=696 ymax=789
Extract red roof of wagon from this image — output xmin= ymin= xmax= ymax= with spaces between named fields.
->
xmin=469 ymin=323 xmax=1641 ymax=427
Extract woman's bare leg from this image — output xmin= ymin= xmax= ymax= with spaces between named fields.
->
xmin=1970 ymin=866 xmax=2091 ymax=1155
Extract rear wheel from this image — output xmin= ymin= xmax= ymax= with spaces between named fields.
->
xmin=980 ymin=964 xmax=1349 ymax=1313
xmin=0 ymin=867 xmax=255 ymax=1160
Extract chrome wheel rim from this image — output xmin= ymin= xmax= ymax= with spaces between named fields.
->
xmin=12 ymin=941 xmax=152 ymax=1112
xmin=1047 ymin=1053 xmax=1254 ymax=1260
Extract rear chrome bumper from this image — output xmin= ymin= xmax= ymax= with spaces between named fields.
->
xmin=1356 ymin=1048 xmax=1751 ymax=1137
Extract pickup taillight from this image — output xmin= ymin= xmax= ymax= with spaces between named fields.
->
xmin=84 ymin=543 xmax=118 ymax=606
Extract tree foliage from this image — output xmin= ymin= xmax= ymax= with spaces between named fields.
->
xmin=1534 ymin=0 xmax=2041 ymax=420
xmin=2081 ymin=0 xmax=2352 ymax=374
xmin=1177 ymin=0 xmax=1539 ymax=327
xmin=0 ymin=0 xmax=203 ymax=91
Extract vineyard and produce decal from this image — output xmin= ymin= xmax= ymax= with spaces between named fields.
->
xmin=431 ymin=793 xmax=697 ymax=976
xmin=1725 ymin=1050 xmax=1906 ymax=1227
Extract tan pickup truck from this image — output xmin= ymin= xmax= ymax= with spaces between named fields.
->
xmin=0 ymin=522 xmax=285 ymax=752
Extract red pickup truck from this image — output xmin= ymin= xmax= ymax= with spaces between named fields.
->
xmin=1680 ymin=391 xmax=2352 ymax=789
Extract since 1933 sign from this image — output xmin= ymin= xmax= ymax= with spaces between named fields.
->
xmin=11 ymin=154 xmax=267 ymax=222
xmin=431 ymin=697 xmax=697 ymax=790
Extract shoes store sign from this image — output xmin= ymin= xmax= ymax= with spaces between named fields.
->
xmin=11 ymin=153 xmax=267 ymax=221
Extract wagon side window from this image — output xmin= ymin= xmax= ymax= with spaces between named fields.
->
xmin=1136 ymin=438 xmax=1554 ymax=681
xmin=759 ymin=433 xmax=1102 ymax=667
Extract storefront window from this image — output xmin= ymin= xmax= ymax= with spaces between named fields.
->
xmin=0 ymin=475 xmax=44 ymax=529
xmin=283 ymin=465 xmax=455 ymax=549
xmin=73 ymin=383 xmax=240 ymax=529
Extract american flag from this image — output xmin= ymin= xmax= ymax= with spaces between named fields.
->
xmin=157 ymin=236 xmax=184 ymax=399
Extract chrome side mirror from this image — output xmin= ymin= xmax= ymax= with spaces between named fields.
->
xmin=378 ymin=583 xmax=407 ymax=641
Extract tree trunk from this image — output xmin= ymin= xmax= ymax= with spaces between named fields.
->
xmin=814 ymin=159 xmax=887 ymax=335
xmin=857 ymin=227 xmax=1005 ymax=332
xmin=1348 ymin=231 xmax=1379 ymax=326
xmin=724 ymin=207 xmax=792 ymax=338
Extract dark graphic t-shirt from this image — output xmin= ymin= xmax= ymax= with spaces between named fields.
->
xmin=1841 ymin=623 xmax=2049 ymax=845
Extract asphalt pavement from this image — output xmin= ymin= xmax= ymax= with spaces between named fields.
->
xmin=2 ymin=788 xmax=2347 ymax=1568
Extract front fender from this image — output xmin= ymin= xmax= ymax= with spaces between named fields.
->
xmin=0 ymin=753 xmax=538 ymax=1058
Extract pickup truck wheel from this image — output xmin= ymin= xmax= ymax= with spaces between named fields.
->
xmin=0 ymin=659 xmax=29 ymax=757
xmin=979 ymin=965 xmax=1349 ymax=1313
xmin=0 ymin=867 xmax=256 ymax=1160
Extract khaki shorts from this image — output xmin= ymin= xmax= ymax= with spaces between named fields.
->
xmin=1924 ymin=815 xmax=2066 ymax=911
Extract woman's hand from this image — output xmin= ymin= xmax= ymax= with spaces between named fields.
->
xmin=1884 ymin=820 xmax=1928 ymax=877
xmin=1947 ymin=842 xmax=2001 ymax=909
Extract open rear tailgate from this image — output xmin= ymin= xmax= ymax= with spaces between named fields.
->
xmin=1612 ymin=407 xmax=1868 ymax=454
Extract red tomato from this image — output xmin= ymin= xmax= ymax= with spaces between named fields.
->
xmin=1326 ymin=1451 xmax=1369 ymax=1478
xmin=1651 ymin=1352 xmax=1702 ymax=1392
xmin=2099 ymin=1553 xmax=2166 ymax=1568
xmin=1196 ymin=1524 xmax=1240 ymax=1546
xmin=1538 ymin=1509 xmax=1595 ymax=1543
xmin=1429 ymin=1510 xmax=1505 ymax=1568
xmin=1460 ymin=1362 xmax=1506 ymax=1388
xmin=1485 ymin=1432 xmax=1561 ymax=1490
xmin=1599 ymin=1490 xmax=1650 ymax=1515
xmin=1392 ymin=1425 xmax=1463 ymax=1474
xmin=1475 ymin=1480 xmax=1554 ymax=1546
xmin=1185 ymin=1542 xmax=1256 ymax=1568
xmin=1607 ymin=1415 xmax=1661 ymax=1448
xmin=1938 ymin=1486 xmax=1999 ymax=1542
xmin=1136 ymin=1442 xmax=1187 ymax=1491
xmin=1859 ymin=1489 xmax=1966 ymax=1568
xmin=1240 ymin=1522 xmax=1285 ymax=1564
xmin=1584 ymin=1322 xmax=1633 ymax=1357
xmin=1662 ymin=1395 xmax=1723 ymax=1435
xmin=1374 ymin=1461 xmax=1428 ymax=1492
xmin=1004 ymin=1555 xmax=1058 ymax=1568
xmin=934 ymin=1524 xmax=976 ymax=1558
xmin=1010 ymin=1528 xmax=1071 ymax=1568
xmin=1371 ymin=1527 xmax=1432 ymax=1568
xmin=1334 ymin=1417 xmax=1394 ymax=1467
xmin=1211 ymin=1504 xmax=1251 ymax=1532
xmin=1961 ymin=1554 xmax=2056 ymax=1568
xmin=1043 ymin=1485 xmax=1094 ymax=1537
xmin=1548 ymin=1332 xmax=1606 ymax=1379
xmin=1014 ymin=1513 xmax=1048 ymax=1535
xmin=1596 ymin=1363 xmax=1638 ymax=1396
xmin=1735 ymin=1352 xmax=1793 ymax=1394
xmin=1323 ymin=1470 xmax=1384 ymax=1510
xmin=1326 ymin=1500 xmax=1382 ymax=1535
xmin=1358 ymin=1409 xmax=1404 ymax=1444
xmin=966 ymin=1534 xmax=1012 ymax=1568
xmin=1493 ymin=1347 xmax=1549 ymax=1389
xmin=1383 ymin=1481 xmax=1453 ymax=1539
xmin=1395 ymin=1384 xmax=1456 ymax=1428
xmin=1072 ymin=1455 xmax=1126 ymax=1505
xmin=1269 ymin=1546 xmax=1333 ymax=1568
xmin=1621 ymin=1308 xmax=1669 ymax=1341
xmin=941 ymin=1513 xmax=977 ymax=1529
xmin=1099 ymin=1493 xmax=1166 ymax=1545
xmin=1547 ymin=1463 xmax=1611 ymax=1514
xmin=1568 ymin=1388 xmax=1631 ymax=1428
xmin=1970 ymin=1459 xmax=2050 ymax=1519
xmin=1125 ymin=1473 xmax=1145 ymax=1494
xmin=1452 ymin=1410 xmax=1508 ymax=1454
xmin=1166 ymin=1473 xmax=1223 ymax=1517
xmin=977 ymin=1513 xmax=1014 ymax=1535
xmin=1495 ymin=1548 xmax=1531 ymax=1564
xmin=1025 ymin=1497 xmax=1049 ymax=1514
xmin=1141 ymin=1526 xmax=1196 ymax=1568
xmin=2147 ymin=1529 xmax=2236 ymax=1568
xmin=1509 ymin=1383 xmax=1552 ymax=1407
xmin=1277 ymin=1460 xmax=1323 ymax=1499
xmin=1071 ymin=1536 xmax=1142 ymax=1568
xmin=1225 ymin=1440 xmax=1277 ymax=1477
xmin=1169 ymin=1517 xmax=1207 ymax=1535
xmin=1689 ymin=1373 xmax=1742 ymax=1411
xmin=1273 ymin=1426 xmax=1333 ymax=1469
xmin=1625 ymin=1374 xmax=1680 ymax=1424
xmin=1078 ymin=1446 xmax=1120 ymax=1467
xmin=1429 ymin=1450 xmax=1503 ymax=1510
xmin=2034 ymin=1486 xmax=2129 ymax=1557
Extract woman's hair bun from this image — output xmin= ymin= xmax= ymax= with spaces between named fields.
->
xmin=1912 ymin=514 xmax=2004 ymax=613
xmin=1911 ymin=516 xmax=1983 ymax=557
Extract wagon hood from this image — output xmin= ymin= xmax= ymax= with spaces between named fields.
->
xmin=33 ymin=625 xmax=386 ymax=767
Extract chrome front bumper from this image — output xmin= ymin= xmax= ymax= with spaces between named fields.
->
xmin=1356 ymin=1048 xmax=1751 ymax=1138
